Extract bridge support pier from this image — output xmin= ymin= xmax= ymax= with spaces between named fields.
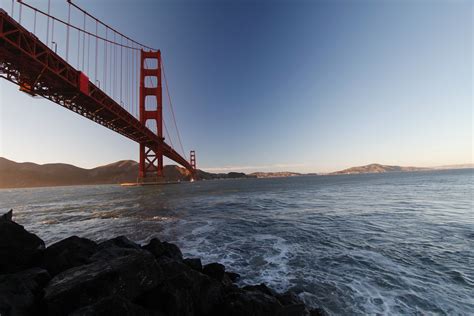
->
xmin=138 ymin=50 xmax=164 ymax=183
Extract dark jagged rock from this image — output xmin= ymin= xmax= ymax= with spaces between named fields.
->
xmin=142 ymin=238 xmax=183 ymax=261
xmin=215 ymin=287 xmax=283 ymax=316
xmin=0 ymin=211 xmax=317 ymax=316
xmin=243 ymin=283 xmax=278 ymax=298
xmin=41 ymin=236 xmax=98 ymax=276
xmin=98 ymin=235 xmax=141 ymax=250
xmin=138 ymin=258 xmax=223 ymax=315
xmin=90 ymin=236 xmax=143 ymax=261
xmin=0 ymin=209 xmax=13 ymax=221
xmin=0 ymin=268 xmax=51 ymax=316
xmin=183 ymin=258 xmax=203 ymax=272
xmin=226 ymin=271 xmax=241 ymax=283
xmin=280 ymin=303 xmax=310 ymax=316
xmin=0 ymin=210 xmax=45 ymax=274
xmin=277 ymin=291 xmax=304 ymax=306
xmin=44 ymin=251 xmax=162 ymax=315
xmin=203 ymin=262 xmax=226 ymax=281
xmin=309 ymin=307 xmax=327 ymax=316
xmin=69 ymin=295 xmax=152 ymax=316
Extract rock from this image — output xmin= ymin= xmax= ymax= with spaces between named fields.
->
xmin=41 ymin=236 xmax=98 ymax=276
xmin=138 ymin=259 xmax=223 ymax=316
xmin=183 ymin=258 xmax=202 ymax=272
xmin=243 ymin=283 xmax=278 ymax=298
xmin=309 ymin=307 xmax=327 ymax=316
xmin=226 ymin=271 xmax=241 ymax=283
xmin=142 ymin=238 xmax=183 ymax=261
xmin=277 ymin=291 xmax=304 ymax=306
xmin=215 ymin=287 xmax=283 ymax=316
xmin=44 ymin=251 xmax=162 ymax=315
xmin=69 ymin=295 xmax=151 ymax=316
xmin=0 ymin=209 xmax=13 ymax=221
xmin=0 ymin=210 xmax=45 ymax=274
xmin=137 ymin=273 xmax=195 ymax=316
xmin=98 ymin=236 xmax=141 ymax=250
xmin=0 ymin=268 xmax=51 ymax=316
xmin=280 ymin=303 xmax=310 ymax=316
xmin=203 ymin=262 xmax=226 ymax=281
xmin=90 ymin=236 xmax=143 ymax=261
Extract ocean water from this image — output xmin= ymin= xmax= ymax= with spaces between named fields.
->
xmin=0 ymin=169 xmax=473 ymax=315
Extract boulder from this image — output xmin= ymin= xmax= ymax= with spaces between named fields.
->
xmin=41 ymin=236 xmax=98 ymax=276
xmin=280 ymin=303 xmax=310 ymax=316
xmin=90 ymin=236 xmax=143 ymax=261
xmin=69 ymin=295 xmax=152 ymax=316
xmin=243 ymin=283 xmax=278 ymax=298
xmin=215 ymin=287 xmax=283 ymax=316
xmin=277 ymin=291 xmax=304 ymax=306
xmin=309 ymin=307 xmax=327 ymax=316
xmin=44 ymin=251 xmax=162 ymax=315
xmin=98 ymin=236 xmax=141 ymax=250
xmin=183 ymin=258 xmax=202 ymax=272
xmin=0 ymin=210 xmax=45 ymax=274
xmin=143 ymin=238 xmax=183 ymax=261
xmin=203 ymin=262 xmax=226 ymax=281
xmin=226 ymin=272 xmax=241 ymax=283
xmin=0 ymin=209 xmax=13 ymax=221
xmin=0 ymin=268 xmax=51 ymax=316
xmin=138 ymin=258 xmax=223 ymax=315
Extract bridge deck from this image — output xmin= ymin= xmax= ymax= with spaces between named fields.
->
xmin=0 ymin=9 xmax=193 ymax=173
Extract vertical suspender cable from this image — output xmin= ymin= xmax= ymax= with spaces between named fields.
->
xmin=51 ymin=16 xmax=55 ymax=49
xmin=120 ymin=36 xmax=123 ymax=105
xmin=18 ymin=1 xmax=22 ymax=24
xmin=87 ymin=33 xmax=90 ymax=75
xmin=33 ymin=10 xmax=37 ymax=35
xmin=82 ymin=13 xmax=86 ymax=71
xmin=104 ymin=28 xmax=108 ymax=94
xmin=109 ymin=32 xmax=113 ymax=98
xmin=66 ymin=2 xmax=70 ymax=61
xmin=46 ymin=0 xmax=50 ymax=46
xmin=112 ymin=32 xmax=115 ymax=99
xmin=11 ymin=0 xmax=14 ymax=18
xmin=131 ymin=44 xmax=135 ymax=117
xmin=77 ymin=27 xmax=80 ymax=69
xmin=95 ymin=20 xmax=98 ymax=82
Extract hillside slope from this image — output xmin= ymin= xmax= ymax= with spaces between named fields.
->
xmin=0 ymin=157 xmax=251 ymax=188
xmin=330 ymin=163 xmax=426 ymax=175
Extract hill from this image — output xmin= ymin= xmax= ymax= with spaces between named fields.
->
xmin=330 ymin=163 xmax=427 ymax=175
xmin=0 ymin=157 xmax=252 ymax=189
xmin=250 ymin=172 xmax=302 ymax=178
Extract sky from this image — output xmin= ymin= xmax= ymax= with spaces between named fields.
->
xmin=0 ymin=0 xmax=472 ymax=173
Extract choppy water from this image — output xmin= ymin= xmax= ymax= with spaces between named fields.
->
xmin=0 ymin=169 xmax=473 ymax=315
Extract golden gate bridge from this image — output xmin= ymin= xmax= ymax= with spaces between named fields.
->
xmin=0 ymin=0 xmax=197 ymax=182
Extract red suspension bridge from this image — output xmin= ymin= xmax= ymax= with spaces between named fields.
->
xmin=0 ymin=0 xmax=197 ymax=182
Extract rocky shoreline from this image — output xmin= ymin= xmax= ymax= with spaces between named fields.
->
xmin=0 ymin=210 xmax=323 ymax=316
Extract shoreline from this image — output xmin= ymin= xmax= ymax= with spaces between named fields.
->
xmin=0 ymin=209 xmax=324 ymax=315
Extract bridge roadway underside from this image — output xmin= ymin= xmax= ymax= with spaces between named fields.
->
xmin=0 ymin=10 xmax=193 ymax=174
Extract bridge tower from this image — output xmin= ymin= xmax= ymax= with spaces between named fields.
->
xmin=139 ymin=50 xmax=163 ymax=182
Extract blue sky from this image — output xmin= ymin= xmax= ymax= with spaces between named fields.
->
xmin=0 ymin=0 xmax=472 ymax=172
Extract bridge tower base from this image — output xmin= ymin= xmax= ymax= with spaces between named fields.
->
xmin=138 ymin=50 xmax=164 ymax=183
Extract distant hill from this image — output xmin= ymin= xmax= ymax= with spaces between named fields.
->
xmin=250 ymin=172 xmax=302 ymax=178
xmin=330 ymin=163 xmax=427 ymax=175
xmin=0 ymin=157 xmax=252 ymax=189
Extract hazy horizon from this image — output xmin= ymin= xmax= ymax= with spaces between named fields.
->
xmin=1 ymin=155 xmax=473 ymax=174
xmin=1 ymin=0 xmax=472 ymax=173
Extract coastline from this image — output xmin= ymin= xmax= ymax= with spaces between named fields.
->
xmin=0 ymin=210 xmax=324 ymax=316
